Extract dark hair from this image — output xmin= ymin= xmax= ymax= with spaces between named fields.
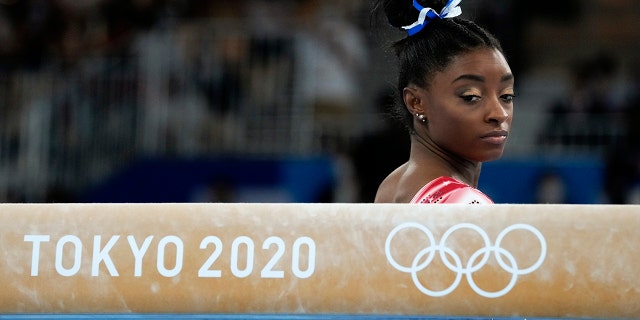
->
xmin=372 ymin=0 xmax=505 ymax=132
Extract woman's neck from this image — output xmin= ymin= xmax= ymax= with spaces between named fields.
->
xmin=410 ymin=133 xmax=482 ymax=187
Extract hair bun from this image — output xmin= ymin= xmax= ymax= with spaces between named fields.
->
xmin=382 ymin=0 xmax=448 ymax=29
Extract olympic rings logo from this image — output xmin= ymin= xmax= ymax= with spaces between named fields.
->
xmin=385 ymin=222 xmax=546 ymax=298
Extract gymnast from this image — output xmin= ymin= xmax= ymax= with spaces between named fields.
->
xmin=373 ymin=0 xmax=516 ymax=204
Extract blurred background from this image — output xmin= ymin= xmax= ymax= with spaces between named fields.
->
xmin=0 ymin=0 xmax=639 ymax=204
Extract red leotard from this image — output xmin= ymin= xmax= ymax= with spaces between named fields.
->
xmin=410 ymin=176 xmax=493 ymax=204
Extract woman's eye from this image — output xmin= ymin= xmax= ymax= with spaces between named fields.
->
xmin=501 ymin=94 xmax=516 ymax=103
xmin=460 ymin=95 xmax=481 ymax=103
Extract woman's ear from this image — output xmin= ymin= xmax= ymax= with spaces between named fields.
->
xmin=403 ymin=86 xmax=424 ymax=116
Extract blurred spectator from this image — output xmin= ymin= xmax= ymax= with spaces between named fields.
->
xmin=603 ymin=61 xmax=640 ymax=204
xmin=100 ymin=0 xmax=165 ymax=56
xmin=474 ymin=0 xmax=527 ymax=77
xmin=0 ymin=0 xmax=60 ymax=70
xmin=351 ymin=90 xmax=409 ymax=202
xmin=293 ymin=0 xmax=368 ymax=150
xmin=190 ymin=176 xmax=237 ymax=203
xmin=535 ymin=172 xmax=566 ymax=204
xmin=474 ymin=0 xmax=584 ymax=78
xmin=538 ymin=51 xmax=622 ymax=150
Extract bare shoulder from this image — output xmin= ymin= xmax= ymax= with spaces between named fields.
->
xmin=375 ymin=161 xmax=442 ymax=203
xmin=374 ymin=163 xmax=415 ymax=203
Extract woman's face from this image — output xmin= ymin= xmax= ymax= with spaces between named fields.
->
xmin=419 ymin=48 xmax=515 ymax=162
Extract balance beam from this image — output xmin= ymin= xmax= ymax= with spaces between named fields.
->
xmin=0 ymin=203 xmax=638 ymax=318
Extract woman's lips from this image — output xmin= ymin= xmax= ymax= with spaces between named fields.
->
xmin=481 ymin=130 xmax=508 ymax=145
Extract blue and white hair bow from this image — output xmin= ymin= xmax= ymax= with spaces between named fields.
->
xmin=402 ymin=0 xmax=462 ymax=36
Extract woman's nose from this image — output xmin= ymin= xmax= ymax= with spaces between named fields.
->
xmin=486 ymin=98 xmax=509 ymax=124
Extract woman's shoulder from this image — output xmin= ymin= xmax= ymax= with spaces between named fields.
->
xmin=375 ymin=162 xmax=438 ymax=203
xmin=374 ymin=163 xmax=412 ymax=203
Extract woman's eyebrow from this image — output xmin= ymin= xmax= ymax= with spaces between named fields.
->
xmin=452 ymin=74 xmax=484 ymax=83
xmin=501 ymin=73 xmax=515 ymax=82
xmin=451 ymin=73 xmax=514 ymax=84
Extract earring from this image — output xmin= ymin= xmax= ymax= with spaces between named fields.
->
xmin=416 ymin=113 xmax=427 ymax=124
